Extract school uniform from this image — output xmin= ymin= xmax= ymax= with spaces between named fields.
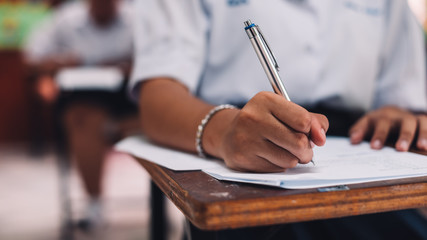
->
xmin=131 ymin=0 xmax=427 ymax=114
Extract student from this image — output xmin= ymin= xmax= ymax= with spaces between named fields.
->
xmin=131 ymin=0 xmax=427 ymax=170
xmin=24 ymin=0 xmax=137 ymax=231
xmin=130 ymin=0 xmax=427 ymax=239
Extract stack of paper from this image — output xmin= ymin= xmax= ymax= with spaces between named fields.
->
xmin=115 ymin=136 xmax=427 ymax=189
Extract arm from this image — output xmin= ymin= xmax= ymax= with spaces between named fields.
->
xmin=139 ymin=77 xmax=328 ymax=172
xmin=24 ymin=12 xmax=81 ymax=77
xmin=25 ymin=54 xmax=81 ymax=77
xmin=133 ymin=0 xmax=328 ymax=172
xmin=350 ymin=2 xmax=427 ymax=151
xmin=23 ymin=11 xmax=80 ymax=102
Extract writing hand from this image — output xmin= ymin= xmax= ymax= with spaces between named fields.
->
xmin=349 ymin=106 xmax=427 ymax=151
xmin=215 ymin=91 xmax=328 ymax=173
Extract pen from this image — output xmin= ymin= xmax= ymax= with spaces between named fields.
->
xmin=244 ymin=19 xmax=315 ymax=165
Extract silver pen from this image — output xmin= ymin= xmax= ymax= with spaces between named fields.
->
xmin=244 ymin=19 xmax=315 ymax=165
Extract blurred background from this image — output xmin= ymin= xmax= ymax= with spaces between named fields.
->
xmin=0 ymin=0 xmax=426 ymax=239
xmin=0 ymin=0 xmax=184 ymax=239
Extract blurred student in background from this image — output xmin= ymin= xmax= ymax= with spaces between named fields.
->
xmin=24 ymin=0 xmax=137 ymax=231
xmin=131 ymin=0 xmax=427 ymax=239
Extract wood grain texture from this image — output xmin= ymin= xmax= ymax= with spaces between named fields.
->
xmin=136 ymin=158 xmax=427 ymax=231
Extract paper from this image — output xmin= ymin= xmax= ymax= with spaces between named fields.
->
xmin=114 ymin=136 xmax=222 ymax=171
xmin=55 ymin=67 xmax=123 ymax=91
xmin=203 ymin=137 xmax=427 ymax=189
xmin=115 ymin=136 xmax=427 ymax=189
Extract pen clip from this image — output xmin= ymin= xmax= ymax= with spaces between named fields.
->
xmin=256 ymin=25 xmax=280 ymax=71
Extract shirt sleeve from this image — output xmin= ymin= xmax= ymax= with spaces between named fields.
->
xmin=373 ymin=1 xmax=427 ymax=112
xmin=129 ymin=0 xmax=209 ymax=100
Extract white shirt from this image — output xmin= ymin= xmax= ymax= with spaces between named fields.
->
xmin=25 ymin=0 xmax=134 ymax=66
xmin=131 ymin=0 xmax=427 ymax=112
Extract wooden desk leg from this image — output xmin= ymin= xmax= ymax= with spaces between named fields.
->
xmin=150 ymin=181 xmax=166 ymax=240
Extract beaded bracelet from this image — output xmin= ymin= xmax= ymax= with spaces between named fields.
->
xmin=196 ymin=104 xmax=237 ymax=158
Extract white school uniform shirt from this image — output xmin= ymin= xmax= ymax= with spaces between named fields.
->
xmin=131 ymin=0 xmax=427 ymax=112
xmin=25 ymin=0 xmax=134 ymax=66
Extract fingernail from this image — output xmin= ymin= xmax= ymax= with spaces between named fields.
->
xmin=310 ymin=140 xmax=315 ymax=148
xmin=398 ymin=140 xmax=409 ymax=151
xmin=372 ymin=139 xmax=382 ymax=149
xmin=321 ymin=128 xmax=326 ymax=138
xmin=350 ymin=133 xmax=357 ymax=143
xmin=418 ymin=138 xmax=427 ymax=149
xmin=350 ymin=131 xmax=360 ymax=141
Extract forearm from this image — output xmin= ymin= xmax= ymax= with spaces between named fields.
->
xmin=25 ymin=55 xmax=80 ymax=77
xmin=138 ymin=78 xmax=328 ymax=171
xmin=138 ymin=77 xmax=221 ymax=153
xmin=25 ymin=60 xmax=55 ymax=78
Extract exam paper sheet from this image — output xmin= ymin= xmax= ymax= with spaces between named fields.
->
xmin=114 ymin=136 xmax=222 ymax=171
xmin=115 ymin=136 xmax=427 ymax=189
xmin=203 ymin=137 xmax=427 ymax=189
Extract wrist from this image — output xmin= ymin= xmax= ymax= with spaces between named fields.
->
xmin=198 ymin=106 xmax=239 ymax=158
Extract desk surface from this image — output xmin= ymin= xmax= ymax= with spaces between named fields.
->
xmin=136 ymin=157 xmax=427 ymax=231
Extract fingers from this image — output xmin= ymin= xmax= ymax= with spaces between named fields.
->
xmin=261 ymin=114 xmax=314 ymax=164
xmin=225 ymin=138 xmax=308 ymax=172
xmin=369 ymin=118 xmax=392 ymax=149
xmin=221 ymin=92 xmax=319 ymax=172
xmin=349 ymin=107 xmax=423 ymax=151
xmin=263 ymin=92 xmax=329 ymax=153
xmin=261 ymin=92 xmax=313 ymax=134
xmin=221 ymin=137 xmax=287 ymax=173
xmin=309 ymin=113 xmax=328 ymax=146
xmin=395 ymin=116 xmax=417 ymax=151
xmin=256 ymin=140 xmax=303 ymax=168
xmin=349 ymin=116 xmax=370 ymax=145
xmin=416 ymin=115 xmax=427 ymax=151
xmin=253 ymin=92 xmax=328 ymax=148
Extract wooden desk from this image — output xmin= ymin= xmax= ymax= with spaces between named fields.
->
xmin=136 ymin=157 xmax=427 ymax=231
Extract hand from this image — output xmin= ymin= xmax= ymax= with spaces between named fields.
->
xmin=36 ymin=75 xmax=59 ymax=103
xmin=215 ymin=91 xmax=329 ymax=173
xmin=349 ymin=106 xmax=427 ymax=151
